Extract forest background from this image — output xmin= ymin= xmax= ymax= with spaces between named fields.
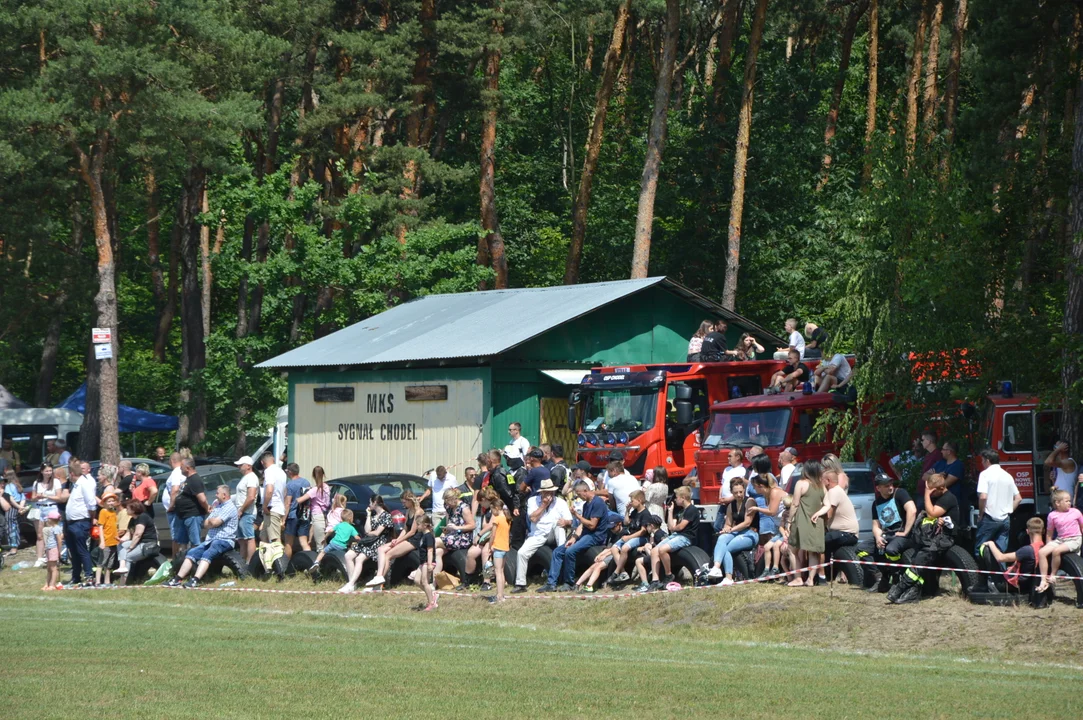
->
xmin=1 ymin=0 xmax=1082 ymax=463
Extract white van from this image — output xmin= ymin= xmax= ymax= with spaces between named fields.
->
xmin=0 ymin=408 xmax=84 ymax=477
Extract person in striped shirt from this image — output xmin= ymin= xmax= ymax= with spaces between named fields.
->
xmin=165 ymin=485 xmax=239 ymax=589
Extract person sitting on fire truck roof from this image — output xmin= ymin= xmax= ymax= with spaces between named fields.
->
xmin=687 ymin=320 xmax=714 ymax=362
xmin=774 ymin=318 xmax=805 ymax=360
xmin=813 ymin=353 xmax=852 ymax=393
xmin=768 ymin=350 xmax=810 ymax=393
xmin=803 ymin=322 xmax=828 ymax=360
xmin=699 ymin=320 xmax=729 ymax=361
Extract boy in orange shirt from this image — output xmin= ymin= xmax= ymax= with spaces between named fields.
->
xmin=95 ymin=492 xmax=121 ymax=585
xmin=488 ymin=497 xmax=512 ymax=604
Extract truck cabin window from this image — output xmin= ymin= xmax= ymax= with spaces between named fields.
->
xmin=583 ymin=387 xmax=659 ymax=434
xmin=1002 ymin=412 xmax=1033 ymax=453
xmin=703 ymin=409 xmax=791 ymax=449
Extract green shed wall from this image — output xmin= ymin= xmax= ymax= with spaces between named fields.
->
xmin=503 ymin=286 xmax=742 ymax=366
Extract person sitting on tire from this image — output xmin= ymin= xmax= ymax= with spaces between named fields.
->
xmin=512 ymin=479 xmax=572 ymax=593
xmin=433 ymin=488 xmax=476 ymax=581
xmin=979 ymin=517 xmax=1044 ymax=594
xmin=707 ymin=478 xmax=758 ymax=585
xmin=1036 ymin=490 xmax=1083 ymax=593
xmin=539 ymin=480 xmax=611 ymax=592
xmin=748 ymin=473 xmax=785 ymax=578
xmin=633 ymin=515 xmax=666 ymax=593
xmin=648 ymin=486 xmax=699 ymax=591
xmin=609 ymin=490 xmax=648 ymax=584
xmin=857 ymin=473 xmax=917 ymax=592
xmin=366 ymin=492 xmax=423 ymax=589
xmin=342 ymin=495 xmax=395 ymax=593
xmin=165 ymin=485 xmax=239 ymax=589
xmin=572 ymin=514 xmax=625 ymax=593
xmin=811 ymin=467 xmax=860 ymax=583
xmin=887 ymin=473 xmax=960 ymax=604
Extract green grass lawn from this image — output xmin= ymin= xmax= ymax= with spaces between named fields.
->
xmin=1 ymin=559 xmax=1081 ymax=719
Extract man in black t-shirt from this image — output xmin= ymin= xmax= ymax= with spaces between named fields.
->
xmin=170 ymin=459 xmax=210 ymax=557
xmin=888 ymin=474 xmax=959 ymax=604
xmin=769 ymin=350 xmax=810 ymax=392
xmin=857 ymin=474 xmax=918 ymax=592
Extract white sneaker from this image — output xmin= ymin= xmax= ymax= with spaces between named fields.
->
xmin=34 ymin=558 xmax=47 ymax=568
xmin=720 ymin=577 xmax=734 ymax=586
xmin=337 ymin=584 xmax=354 ymax=594
xmin=365 ymin=574 xmax=385 ymax=587
xmin=707 ymin=567 xmax=723 ymax=579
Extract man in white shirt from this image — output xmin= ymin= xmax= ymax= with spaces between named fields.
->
xmin=779 ymin=447 xmax=798 ymax=493
xmin=233 ymin=456 xmax=259 ymax=561
xmin=720 ymin=450 xmax=747 ymax=505
xmin=974 ymin=448 xmax=1021 ymax=555
xmin=63 ymin=466 xmax=98 ymax=586
xmin=260 ymin=452 xmax=287 ymax=543
xmin=774 ymin=318 xmax=805 ymax=360
xmin=512 ymin=479 xmax=572 ymax=592
xmin=162 ymin=452 xmax=186 ymax=553
xmin=503 ymin=422 xmax=531 ymax=471
xmin=814 ymin=353 xmax=852 ymax=393
xmin=421 ymin=466 xmax=460 ymax=520
xmin=602 ymin=459 xmax=639 ymax=515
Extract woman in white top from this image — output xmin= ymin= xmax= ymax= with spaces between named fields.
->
xmin=686 ymin=320 xmax=713 ymax=361
xmin=33 ymin=463 xmax=62 ymax=567
xmin=642 ymin=467 xmax=669 ymax=521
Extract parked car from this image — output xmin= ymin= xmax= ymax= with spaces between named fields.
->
xmin=89 ymin=458 xmax=172 ymax=479
xmin=328 ymin=474 xmax=434 ymax=533
xmin=149 ymin=464 xmax=244 ymax=553
xmin=841 ymin=460 xmax=878 ymax=543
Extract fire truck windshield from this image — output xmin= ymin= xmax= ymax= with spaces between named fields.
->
xmin=703 ymin=409 xmax=792 ymax=449
xmin=582 ymin=387 xmax=659 ymax=434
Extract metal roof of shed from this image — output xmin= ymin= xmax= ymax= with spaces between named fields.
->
xmin=257 ymin=277 xmax=784 ymax=370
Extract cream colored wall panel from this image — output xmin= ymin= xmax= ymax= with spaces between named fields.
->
xmin=293 ymin=379 xmax=483 ymax=479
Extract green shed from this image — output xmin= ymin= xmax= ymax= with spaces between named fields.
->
xmin=257 ymin=277 xmax=781 ymax=479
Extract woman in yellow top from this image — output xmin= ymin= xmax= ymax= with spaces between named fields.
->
xmin=489 ymin=496 xmax=512 ymax=604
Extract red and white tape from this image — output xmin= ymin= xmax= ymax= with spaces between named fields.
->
xmin=832 ymin=558 xmax=1083 ymax=582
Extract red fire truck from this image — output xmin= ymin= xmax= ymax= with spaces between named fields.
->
xmin=568 ymin=359 xmax=814 ymax=481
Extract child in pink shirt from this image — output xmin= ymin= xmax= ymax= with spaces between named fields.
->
xmin=1037 ymin=490 xmax=1083 ymax=592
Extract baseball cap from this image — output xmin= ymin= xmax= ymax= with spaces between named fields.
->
xmin=607 ymin=450 xmax=623 ymax=461
xmin=575 ymin=460 xmax=592 ymax=473
xmin=234 ymin=456 xmax=254 ymax=466
xmin=874 ymin=473 xmax=895 ymax=486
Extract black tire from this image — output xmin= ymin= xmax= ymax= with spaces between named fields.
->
xmin=205 ymin=550 xmax=250 ymax=581
xmin=753 ymin=552 xmax=766 ymax=578
xmin=733 ymin=550 xmax=754 ymax=581
xmin=18 ymin=519 xmax=36 ymax=549
xmin=320 ymin=549 xmax=351 ymax=583
xmin=673 ymin=545 xmax=711 ymax=581
xmin=125 ymin=553 xmax=165 ymax=585
xmin=831 ymin=546 xmax=863 ymax=587
xmin=387 ymin=548 xmax=421 ymax=587
xmin=940 ymin=544 xmax=980 ymax=597
xmin=289 ymin=550 xmax=318 ymax=575
xmin=248 ymin=552 xmax=267 ymax=580
xmin=1055 ymin=552 xmax=1083 ymax=609
xmin=503 ymin=546 xmax=552 ymax=585
xmin=974 ymin=543 xmax=1007 ymax=593
xmin=443 ymin=549 xmax=470 ymax=582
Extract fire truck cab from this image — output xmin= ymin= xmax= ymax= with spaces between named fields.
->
xmin=975 ymin=392 xmax=1063 ymax=514
xmin=568 ymin=360 xmax=806 ymax=481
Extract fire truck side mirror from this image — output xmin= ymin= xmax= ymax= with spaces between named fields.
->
xmin=567 ymin=404 xmax=578 ymax=433
xmin=675 ymin=400 xmax=693 ymax=426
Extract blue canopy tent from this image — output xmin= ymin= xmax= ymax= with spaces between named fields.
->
xmin=56 ymin=384 xmax=179 ymax=433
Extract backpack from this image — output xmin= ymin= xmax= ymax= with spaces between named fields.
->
xmin=297 ymin=497 xmax=312 ymax=523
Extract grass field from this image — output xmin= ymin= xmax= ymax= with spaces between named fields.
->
xmin=1 ymin=549 xmax=1082 ymax=719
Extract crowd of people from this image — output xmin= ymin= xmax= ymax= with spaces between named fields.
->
xmin=685 ymin=318 xmax=851 ymax=396
xmin=5 ymin=422 xmax=1083 ymax=610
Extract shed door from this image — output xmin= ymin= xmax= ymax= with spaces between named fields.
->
xmin=540 ymin=397 xmax=576 ymax=458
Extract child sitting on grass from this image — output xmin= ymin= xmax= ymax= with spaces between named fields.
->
xmin=309 ymin=509 xmax=357 ymax=580
xmin=415 ymin=514 xmax=438 ymax=611
xmin=1037 ymin=490 xmax=1083 ymax=593
xmin=95 ymin=492 xmax=120 ymax=586
xmin=42 ymin=510 xmax=62 ymax=590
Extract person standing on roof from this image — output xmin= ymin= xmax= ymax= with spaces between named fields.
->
xmin=504 ymin=422 xmax=531 ymax=471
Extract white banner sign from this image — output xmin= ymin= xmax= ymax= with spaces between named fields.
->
xmin=94 ymin=343 xmax=113 ymax=360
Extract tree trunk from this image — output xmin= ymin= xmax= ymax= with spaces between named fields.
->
xmin=35 ymin=293 xmax=66 ymax=407
xmin=480 ymin=10 xmax=508 ymax=289
xmin=819 ymin=0 xmax=870 ymax=189
xmin=564 ymin=0 xmax=631 ymax=285
xmin=81 ymin=338 xmax=101 ymax=461
xmin=905 ymin=0 xmax=930 ymax=170
xmin=710 ymin=0 xmax=742 ymax=122
xmin=1062 ymin=76 xmax=1083 ymax=462
xmin=75 ymin=137 xmax=120 ymax=464
xmin=630 ymin=0 xmax=681 ymax=279
xmin=398 ymin=0 xmax=437 ymax=245
xmin=940 ymin=0 xmax=968 ymax=177
xmin=922 ymin=1 xmax=943 ymax=137
xmin=248 ymin=75 xmax=286 ymax=336
xmin=178 ymin=167 xmax=208 ymax=448
xmin=146 ymin=167 xmax=165 ymax=305
xmin=863 ymin=0 xmax=879 ymax=182
xmin=721 ymin=0 xmax=769 ymax=311
xmin=200 ymin=185 xmax=211 ymax=338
